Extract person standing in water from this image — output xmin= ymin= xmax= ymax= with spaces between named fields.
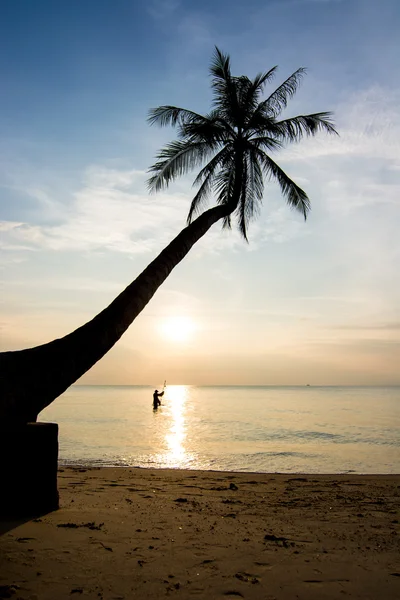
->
xmin=153 ymin=389 xmax=164 ymax=410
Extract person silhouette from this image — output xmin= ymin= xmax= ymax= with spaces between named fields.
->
xmin=153 ymin=389 xmax=164 ymax=410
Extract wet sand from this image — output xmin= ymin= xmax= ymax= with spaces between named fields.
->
xmin=1 ymin=468 xmax=399 ymax=599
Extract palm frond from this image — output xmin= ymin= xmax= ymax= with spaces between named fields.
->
xmin=248 ymin=150 xmax=264 ymax=205
xmin=147 ymin=140 xmax=214 ymax=192
xmin=235 ymin=76 xmax=254 ymax=126
xmin=244 ymin=110 xmax=274 ymax=136
xmin=147 ymin=106 xmax=204 ymax=127
xmin=238 ymin=158 xmax=250 ymax=239
xmin=210 ymin=46 xmax=232 ymax=84
xmin=192 ymin=145 xmax=233 ymax=187
xmin=214 ymin=163 xmax=236 ymax=209
xmin=179 ymin=118 xmax=228 ymax=144
xmin=242 ymin=67 xmax=278 ymax=120
xmin=251 ymin=67 xmax=278 ymax=94
xmin=248 ymin=135 xmax=283 ymax=152
xmin=258 ymin=151 xmax=310 ymax=219
xmin=210 ymin=47 xmax=240 ymax=127
xmin=273 ymin=112 xmax=339 ymax=141
xmin=222 ymin=214 xmax=232 ymax=229
xmin=187 ymin=147 xmax=232 ymax=223
xmin=261 ymin=68 xmax=306 ymax=117
xmin=209 ymin=112 xmax=237 ymax=137
xmin=187 ymin=170 xmax=215 ymax=224
xmin=237 ymin=152 xmax=264 ymax=240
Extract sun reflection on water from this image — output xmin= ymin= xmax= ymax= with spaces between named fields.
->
xmin=163 ymin=385 xmax=188 ymax=467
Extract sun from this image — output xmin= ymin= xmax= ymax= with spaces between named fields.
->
xmin=161 ymin=316 xmax=197 ymax=342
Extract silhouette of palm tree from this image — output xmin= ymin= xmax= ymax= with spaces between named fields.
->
xmin=0 ymin=48 xmax=337 ymax=424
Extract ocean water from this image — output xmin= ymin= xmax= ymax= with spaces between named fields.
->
xmin=40 ymin=385 xmax=400 ymax=474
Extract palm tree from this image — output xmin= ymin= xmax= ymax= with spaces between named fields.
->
xmin=0 ymin=48 xmax=337 ymax=425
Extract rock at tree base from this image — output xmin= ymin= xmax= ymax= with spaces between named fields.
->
xmin=0 ymin=422 xmax=59 ymax=516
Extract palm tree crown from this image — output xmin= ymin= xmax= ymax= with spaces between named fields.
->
xmin=148 ymin=47 xmax=337 ymax=240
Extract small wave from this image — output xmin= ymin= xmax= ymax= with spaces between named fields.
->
xmin=227 ymin=450 xmax=320 ymax=459
xmin=297 ymin=431 xmax=343 ymax=441
xmin=232 ymin=428 xmax=399 ymax=446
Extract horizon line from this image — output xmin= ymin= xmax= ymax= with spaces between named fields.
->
xmin=73 ymin=383 xmax=400 ymax=388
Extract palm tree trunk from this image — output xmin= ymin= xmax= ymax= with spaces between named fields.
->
xmin=0 ymin=204 xmax=231 ymax=425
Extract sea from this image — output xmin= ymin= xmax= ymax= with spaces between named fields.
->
xmin=40 ymin=385 xmax=400 ymax=474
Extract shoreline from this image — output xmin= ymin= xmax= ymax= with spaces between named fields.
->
xmin=1 ymin=467 xmax=399 ymax=599
xmin=57 ymin=461 xmax=400 ymax=475
xmin=58 ymin=464 xmax=399 ymax=477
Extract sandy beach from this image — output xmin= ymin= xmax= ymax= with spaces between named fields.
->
xmin=1 ymin=468 xmax=399 ymax=599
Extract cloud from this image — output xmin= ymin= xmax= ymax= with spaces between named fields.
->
xmin=1 ymin=158 xmax=312 ymax=261
xmin=0 ymin=221 xmax=24 ymax=233
xmin=283 ymin=86 xmax=400 ymax=163
xmin=84 ymin=166 xmax=144 ymax=189
xmin=0 ymin=166 xmax=187 ymax=255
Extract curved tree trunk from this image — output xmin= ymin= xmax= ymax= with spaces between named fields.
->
xmin=0 ymin=204 xmax=231 ymax=425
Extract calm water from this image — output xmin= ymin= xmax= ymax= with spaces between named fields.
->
xmin=40 ymin=385 xmax=400 ymax=474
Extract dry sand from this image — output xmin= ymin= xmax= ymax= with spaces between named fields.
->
xmin=1 ymin=468 xmax=399 ymax=599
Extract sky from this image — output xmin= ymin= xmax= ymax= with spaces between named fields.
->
xmin=1 ymin=0 xmax=399 ymax=386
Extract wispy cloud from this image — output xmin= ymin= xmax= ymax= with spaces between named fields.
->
xmin=284 ymin=86 xmax=400 ymax=163
xmin=0 ymin=166 xmax=187 ymax=255
xmin=1 ymin=157 xmax=314 ymax=260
